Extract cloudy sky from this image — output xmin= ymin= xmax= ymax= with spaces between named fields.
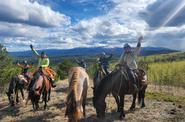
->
xmin=0 ymin=0 xmax=185 ymax=52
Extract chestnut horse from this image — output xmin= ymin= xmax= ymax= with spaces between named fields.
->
xmin=65 ymin=67 xmax=89 ymax=122
xmin=28 ymin=70 xmax=51 ymax=110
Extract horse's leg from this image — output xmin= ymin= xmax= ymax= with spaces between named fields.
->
xmin=82 ymin=92 xmax=87 ymax=117
xmin=44 ymin=90 xmax=47 ymax=110
xmin=15 ymin=87 xmax=19 ymax=104
xmin=141 ymin=89 xmax=146 ymax=108
xmin=112 ymin=92 xmax=120 ymax=112
xmin=35 ymin=95 xmax=40 ymax=110
xmin=119 ymin=95 xmax=125 ymax=120
xmin=130 ymin=93 xmax=137 ymax=111
xmin=20 ymin=86 xmax=25 ymax=101
xmin=47 ymin=88 xmax=51 ymax=102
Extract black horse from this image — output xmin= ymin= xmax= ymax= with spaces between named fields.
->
xmin=93 ymin=65 xmax=121 ymax=112
xmin=28 ymin=71 xmax=51 ymax=110
xmin=6 ymin=75 xmax=28 ymax=106
xmin=93 ymin=66 xmax=147 ymax=119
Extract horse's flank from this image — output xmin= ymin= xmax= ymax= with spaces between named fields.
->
xmin=66 ymin=67 xmax=89 ymax=122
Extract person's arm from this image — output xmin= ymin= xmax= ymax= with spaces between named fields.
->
xmin=27 ymin=65 xmax=33 ymax=69
xmin=107 ymin=54 xmax=113 ymax=60
xmin=41 ymin=58 xmax=49 ymax=67
xmin=134 ymin=36 xmax=143 ymax=55
xmin=30 ymin=45 xmax=40 ymax=57
xmin=17 ymin=63 xmax=24 ymax=68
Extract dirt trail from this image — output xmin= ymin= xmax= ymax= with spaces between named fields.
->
xmin=0 ymin=80 xmax=185 ymax=122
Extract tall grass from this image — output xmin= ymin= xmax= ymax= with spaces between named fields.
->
xmin=148 ymin=61 xmax=185 ymax=87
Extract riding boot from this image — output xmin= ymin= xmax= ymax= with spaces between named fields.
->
xmin=51 ymin=79 xmax=56 ymax=88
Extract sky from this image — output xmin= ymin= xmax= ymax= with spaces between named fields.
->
xmin=0 ymin=0 xmax=185 ymax=52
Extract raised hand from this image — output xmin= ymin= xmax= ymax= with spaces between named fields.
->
xmin=138 ymin=36 xmax=143 ymax=42
xmin=30 ymin=44 xmax=33 ymax=49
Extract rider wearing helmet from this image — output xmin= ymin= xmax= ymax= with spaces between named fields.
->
xmin=17 ymin=60 xmax=32 ymax=81
xmin=74 ymin=57 xmax=87 ymax=70
xmin=30 ymin=45 xmax=56 ymax=87
xmin=119 ymin=36 xmax=143 ymax=92
xmin=98 ymin=52 xmax=113 ymax=75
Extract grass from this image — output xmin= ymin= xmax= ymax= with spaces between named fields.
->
xmin=146 ymin=92 xmax=185 ymax=103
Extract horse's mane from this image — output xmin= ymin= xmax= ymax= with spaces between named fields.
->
xmin=65 ymin=70 xmax=79 ymax=118
xmin=94 ymin=69 xmax=118 ymax=100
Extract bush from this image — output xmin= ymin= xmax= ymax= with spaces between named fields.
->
xmin=56 ymin=59 xmax=75 ymax=80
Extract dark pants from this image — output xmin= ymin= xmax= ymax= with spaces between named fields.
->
xmin=102 ymin=65 xmax=109 ymax=75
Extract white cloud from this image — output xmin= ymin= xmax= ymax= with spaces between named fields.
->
xmin=0 ymin=0 xmax=71 ymax=27
xmin=1 ymin=0 xmax=185 ymax=51
xmin=0 ymin=22 xmax=47 ymax=38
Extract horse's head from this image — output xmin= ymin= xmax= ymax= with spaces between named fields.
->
xmin=138 ymin=69 xmax=147 ymax=81
xmin=93 ymin=95 xmax=106 ymax=118
xmin=137 ymin=69 xmax=148 ymax=87
xmin=6 ymin=90 xmax=14 ymax=106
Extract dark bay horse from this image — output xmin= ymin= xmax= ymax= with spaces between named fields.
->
xmin=93 ymin=66 xmax=147 ymax=119
xmin=6 ymin=75 xmax=29 ymax=106
xmin=28 ymin=71 xmax=51 ymax=110
xmin=93 ymin=65 xmax=120 ymax=112
xmin=65 ymin=67 xmax=89 ymax=122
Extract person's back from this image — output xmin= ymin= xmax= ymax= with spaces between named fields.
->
xmin=119 ymin=36 xmax=143 ymax=70
xmin=98 ymin=52 xmax=112 ymax=75
xmin=118 ymin=36 xmax=143 ymax=92
xmin=75 ymin=57 xmax=87 ymax=69
xmin=17 ymin=61 xmax=32 ymax=80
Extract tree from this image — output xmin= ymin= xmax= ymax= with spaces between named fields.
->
xmin=56 ymin=59 xmax=75 ymax=80
xmin=0 ymin=44 xmax=19 ymax=88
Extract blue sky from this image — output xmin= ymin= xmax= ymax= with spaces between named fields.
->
xmin=0 ymin=0 xmax=185 ymax=51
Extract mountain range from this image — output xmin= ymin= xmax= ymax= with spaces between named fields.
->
xmin=9 ymin=47 xmax=178 ymax=57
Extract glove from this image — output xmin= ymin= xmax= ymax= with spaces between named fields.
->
xmin=30 ymin=44 xmax=33 ymax=49
xmin=138 ymin=36 xmax=143 ymax=42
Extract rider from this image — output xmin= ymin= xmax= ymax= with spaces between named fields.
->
xmin=98 ymin=52 xmax=113 ymax=75
xmin=30 ymin=45 xmax=56 ymax=87
xmin=74 ymin=57 xmax=87 ymax=70
xmin=119 ymin=36 xmax=143 ymax=91
xmin=17 ymin=60 xmax=32 ymax=81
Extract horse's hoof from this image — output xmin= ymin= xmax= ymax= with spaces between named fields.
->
xmin=119 ymin=115 xmax=125 ymax=120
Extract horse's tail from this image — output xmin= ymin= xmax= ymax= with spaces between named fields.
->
xmin=65 ymin=70 xmax=81 ymax=120
xmin=65 ymin=89 xmax=76 ymax=117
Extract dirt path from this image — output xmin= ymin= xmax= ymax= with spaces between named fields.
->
xmin=0 ymin=80 xmax=185 ymax=122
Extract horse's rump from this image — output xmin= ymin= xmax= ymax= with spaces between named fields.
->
xmin=66 ymin=67 xmax=89 ymax=121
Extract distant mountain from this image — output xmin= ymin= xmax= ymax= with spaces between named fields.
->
xmin=9 ymin=47 xmax=178 ymax=57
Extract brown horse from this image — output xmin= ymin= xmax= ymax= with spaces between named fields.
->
xmin=93 ymin=65 xmax=148 ymax=119
xmin=28 ymin=70 xmax=51 ymax=110
xmin=65 ymin=67 xmax=89 ymax=122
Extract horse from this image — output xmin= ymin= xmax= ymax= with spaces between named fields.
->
xmin=93 ymin=65 xmax=147 ymax=119
xmin=28 ymin=70 xmax=51 ymax=110
xmin=93 ymin=64 xmax=121 ymax=112
xmin=65 ymin=67 xmax=89 ymax=122
xmin=6 ymin=75 xmax=29 ymax=106
xmin=93 ymin=64 xmax=106 ymax=93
